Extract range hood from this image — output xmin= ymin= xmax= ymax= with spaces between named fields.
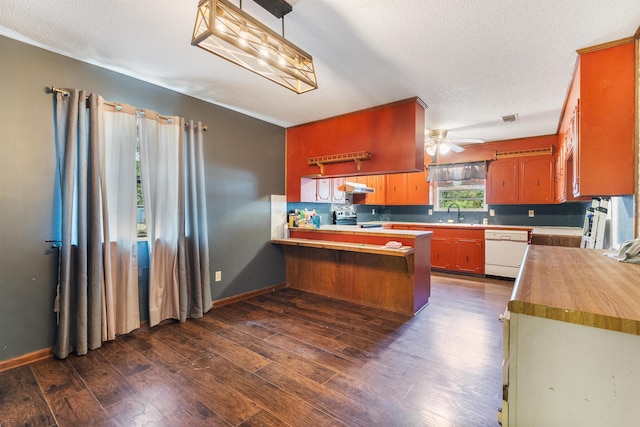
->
xmin=344 ymin=181 xmax=375 ymax=193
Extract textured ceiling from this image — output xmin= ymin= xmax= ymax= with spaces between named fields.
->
xmin=1 ymin=0 xmax=639 ymax=143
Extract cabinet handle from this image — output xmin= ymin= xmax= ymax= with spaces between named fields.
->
xmin=466 ymin=255 xmax=469 ymax=263
xmin=536 ymin=179 xmax=540 ymax=186
xmin=502 ymin=181 xmax=505 ymax=187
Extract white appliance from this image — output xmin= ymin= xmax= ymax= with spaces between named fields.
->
xmin=485 ymin=229 xmax=529 ymax=278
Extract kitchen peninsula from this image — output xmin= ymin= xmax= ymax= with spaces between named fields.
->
xmin=272 ymin=226 xmax=432 ymax=316
xmin=503 ymin=245 xmax=640 ymax=426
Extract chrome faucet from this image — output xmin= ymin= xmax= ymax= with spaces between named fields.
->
xmin=447 ymin=203 xmax=463 ymax=223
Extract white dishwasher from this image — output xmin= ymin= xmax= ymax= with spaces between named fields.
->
xmin=484 ymin=229 xmax=529 ymax=278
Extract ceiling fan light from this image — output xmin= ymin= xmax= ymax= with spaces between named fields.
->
xmin=439 ymin=144 xmax=450 ymax=155
xmin=426 ymin=145 xmax=436 ymax=156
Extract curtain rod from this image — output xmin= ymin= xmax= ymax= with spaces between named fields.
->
xmin=50 ymin=86 xmax=207 ymax=131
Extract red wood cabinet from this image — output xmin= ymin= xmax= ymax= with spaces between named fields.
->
xmin=487 ymin=156 xmax=554 ymax=204
xmin=385 ymin=173 xmax=408 ymax=205
xmin=406 ymin=169 xmax=430 ymax=205
xmin=286 ymin=98 xmax=427 ymax=202
xmin=555 ymin=134 xmax=567 ymax=203
xmin=376 ymin=169 xmax=429 ymax=206
xmin=385 ymin=225 xmax=484 ymax=274
xmin=559 ymin=41 xmax=635 ymax=197
xmin=452 ymin=237 xmax=484 ymax=274
xmin=367 ymin=175 xmax=386 ymax=205
xmin=519 ymin=156 xmax=554 ymax=203
xmin=431 ymin=235 xmax=452 ymax=270
xmin=487 ymin=159 xmax=519 ymax=204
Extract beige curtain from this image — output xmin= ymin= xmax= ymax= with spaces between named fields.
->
xmin=101 ymin=103 xmax=141 ymax=338
xmin=139 ymin=115 xmax=212 ymax=327
xmin=139 ymin=111 xmax=181 ymax=326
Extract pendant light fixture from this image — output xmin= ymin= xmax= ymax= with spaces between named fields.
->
xmin=192 ymin=0 xmax=317 ymax=94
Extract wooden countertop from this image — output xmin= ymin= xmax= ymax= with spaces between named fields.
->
xmin=509 ymin=245 xmax=640 ymax=335
xmin=271 ymin=238 xmax=414 ymax=257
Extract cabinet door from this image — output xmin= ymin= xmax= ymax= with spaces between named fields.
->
xmin=406 ymin=169 xmax=429 ymax=205
xmin=316 ymin=178 xmax=332 ymax=203
xmin=431 ymin=237 xmax=452 ymax=270
xmin=367 ymin=175 xmax=386 ymax=205
xmin=487 ymin=159 xmax=518 ymax=204
xmin=577 ymin=42 xmax=635 ymax=196
xmin=571 ymin=104 xmax=581 ymax=197
xmin=452 ymin=238 xmax=484 ymax=274
xmin=519 ymin=156 xmax=554 ymax=203
xmin=386 ymin=173 xmax=408 ymax=205
xmin=331 ymin=177 xmax=346 ymax=203
xmin=555 ymin=135 xmax=566 ymax=203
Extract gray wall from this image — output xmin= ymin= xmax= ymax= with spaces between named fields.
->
xmin=0 ymin=36 xmax=286 ymax=362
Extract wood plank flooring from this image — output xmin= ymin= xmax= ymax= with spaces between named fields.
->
xmin=0 ymin=273 xmax=513 ymax=427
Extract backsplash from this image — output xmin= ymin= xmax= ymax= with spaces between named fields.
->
xmin=288 ymin=201 xmax=591 ymax=227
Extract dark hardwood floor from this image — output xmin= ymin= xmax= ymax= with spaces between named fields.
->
xmin=0 ymin=273 xmax=513 ymax=427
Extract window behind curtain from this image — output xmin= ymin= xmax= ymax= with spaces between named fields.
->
xmin=433 ymin=179 xmax=487 ymax=211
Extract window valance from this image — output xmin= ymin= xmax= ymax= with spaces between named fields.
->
xmin=427 ymin=161 xmax=487 ymax=182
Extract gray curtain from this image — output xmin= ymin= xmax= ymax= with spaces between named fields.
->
xmin=54 ymin=90 xmax=140 ymax=359
xmin=54 ymin=90 xmax=103 ymax=358
xmin=179 ymin=119 xmax=212 ymax=320
xmin=427 ymin=161 xmax=487 ymax=182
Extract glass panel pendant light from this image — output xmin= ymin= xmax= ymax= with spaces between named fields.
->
xmin=192 ymin=0 xmax=318 ymax=94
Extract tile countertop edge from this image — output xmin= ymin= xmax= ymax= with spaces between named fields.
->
xmin=508 ymin=245 xmax=640 ymax=336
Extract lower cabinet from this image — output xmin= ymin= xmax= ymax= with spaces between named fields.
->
xmin=431 ymin=236 xmax=452 ymax=270
xmin=389 ymin=225 xmax=484 ymax=274
xmin=452 ymin=237 xmax=484 ymax=274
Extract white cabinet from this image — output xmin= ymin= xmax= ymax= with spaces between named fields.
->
xmin=504 ymin=312 xmax=640 ymax=426
xmin=300 ymin=177 xmax=346 ymax=203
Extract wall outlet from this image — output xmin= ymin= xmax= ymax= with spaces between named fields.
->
xmin=372 ymin=208 xmax=375 ymax=215
xmin=489 ymin=209 xmax=495 ymax=217
xmin=428 ymin=208 xmax=433 ymax=215
xmin=215 ymin=270 xmax=222 ymax=282
xmin=528 ymin=210 xmax=535 ymax=218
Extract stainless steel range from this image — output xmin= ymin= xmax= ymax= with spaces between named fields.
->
xmin=331 ymin=204 xmax=357 ymax=225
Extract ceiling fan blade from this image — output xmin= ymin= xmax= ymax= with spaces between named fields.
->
xmin=448 ymin=138 xmax=485 ymax=144
xmin=448 ymin=142 xmax=465 ymax=153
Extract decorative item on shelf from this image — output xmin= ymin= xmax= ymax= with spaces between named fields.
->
xmin=307 ymin=151 xmax=372 ymax=175
xmin=191 ymin=0 xmax=317 ymax=94
xmin=494 ymin=146 xmax=553 ymax=159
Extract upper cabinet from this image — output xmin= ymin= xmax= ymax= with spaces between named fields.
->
xmin=301 ymin=177 xmax=345 ymax=204
xmin=286 ymin=97 xmax=427 ymax=202
xmin=519 ymin=156 xmax=555 ymax=203
xmin=487 ymin=158 xmax=519 ymax=204
xmin=487 ymin=155 xmax=554 ymax=204
xmin=561 ymin=40 xmax=635 ymax=197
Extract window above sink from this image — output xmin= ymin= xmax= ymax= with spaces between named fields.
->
xmin=433 ymin=179 xmax=488 ymax=212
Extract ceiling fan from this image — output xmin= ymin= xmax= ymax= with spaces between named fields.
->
xmin=424 ymin=129 xmax=484 ymax=156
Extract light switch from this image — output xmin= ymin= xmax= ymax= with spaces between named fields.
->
xmin=490 ymin=209 xmax=495 ymax=217
xmin=528 ymin=210 xmax=535 ymax=218
xmin=428 ymin=209 xmax=433 ymax=215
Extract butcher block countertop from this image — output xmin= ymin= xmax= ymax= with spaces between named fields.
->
xmin=509 ymin=245 xmax=640 ymax=335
